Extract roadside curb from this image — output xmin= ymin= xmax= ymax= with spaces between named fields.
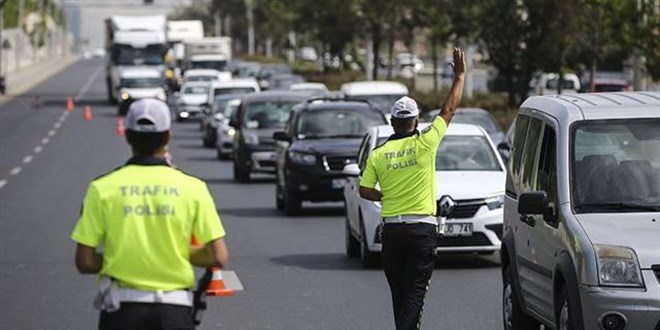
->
xmin=0 ymin=56 xmax=80 ymax=107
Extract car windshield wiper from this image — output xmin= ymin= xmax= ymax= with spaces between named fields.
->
xmin=327 ymin=134 xmax=363 ymax=139
xmin=577 ymin=202 xmax=660 ymax=212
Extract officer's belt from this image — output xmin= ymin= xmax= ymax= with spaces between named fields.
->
xmin=382 ymin=215 xmax=437 ymax=225
xmin=94 ymin=277 xmax=193 ymax=311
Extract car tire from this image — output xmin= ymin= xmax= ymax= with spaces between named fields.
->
xmin=203 ymin=134 xmax=214 ymax=148
xmin=233 ymin=157 xmax=250 ymax=183
xmin=217 ymin=149 xmax=228 ymax=160
xmin=283 ymin=185 xmax=301 ymax=216
xmin=345 ymin=203 xmax=360 ymax=258
xmin=503 ymin=265 xmax=541 ymax=330
xmin=360 ymin=220 xmax=380 ymax=268
xmin=556 ymin=284 xmax=579 ymax=330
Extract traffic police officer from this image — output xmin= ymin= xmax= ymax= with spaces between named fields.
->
xmin=359 ymin=48 xmax=466 ymax=330
xmin=71 ymin=99 xmax=229 ymax=330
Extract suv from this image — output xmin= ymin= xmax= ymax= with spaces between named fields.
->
xmin=501 ymin=92 xmax=660 ymax=330
xmin=273 ymin=99 xmax=387 ymax=215
xmin=230 ymin=91 xmax=311 ymax=182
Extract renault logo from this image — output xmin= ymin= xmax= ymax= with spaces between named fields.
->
xmin=438 ymin=195 xmax=456 ymax=217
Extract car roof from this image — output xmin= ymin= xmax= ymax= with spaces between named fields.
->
xmin=372 ymin=123 xmax=487 ymax=138
xmin=184 ymin=69 xmax=220 ymax=76
xmin=520 ymin=92 xmax=660 ymax=122
xmin=290 ymin=83 xmax=328 ymax=91
xmin=299 ymin=100 xmax=380 ymax=112
xmin=181 ymin=81 xmax=210 ymax=88
xmin=120 ymin=68 xmax=161 ymax=78
xmin=241 ymin=90 xmax=310 ymax=103
xmin=209 ymin=78 xmax=259 ymax=89
xmin=340 ymin=81 xmax=409 ymax=95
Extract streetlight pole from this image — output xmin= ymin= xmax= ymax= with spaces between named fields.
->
xmin=245 ymin=0 xmax=255 ymax=56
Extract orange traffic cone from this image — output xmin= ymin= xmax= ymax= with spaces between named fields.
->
xmin=66 ymin=97 xmax=75 ymax=112
xmin=83 ymin=105 xmax=93 ymax=121
xmin=206 ymin=268 xmax=234 ymax=297
xmin=116 ymin=117 xmax=125 ymax=136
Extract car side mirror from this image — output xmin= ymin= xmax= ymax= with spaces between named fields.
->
xmin=343 ymin=163 xmax=360 ymax=177
xmin=497 ymin=141 xmax=510 ymax=152
xmin=518 ymin=191 xmax=547 ymax=215
xmin=273 ymin=131 xmax=290 ymax=142
xmin=213 ymin=113 xmax=224 ymax=121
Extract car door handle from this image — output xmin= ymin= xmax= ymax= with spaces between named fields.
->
xmin=519 ymin=215 xmax=535 ymax=227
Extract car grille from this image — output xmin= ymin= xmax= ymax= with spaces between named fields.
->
xmin=324 ymin=156 xmax=355 ymax=171
xmin=437 ymin=199 xmax=485 ymax=219
xmin=485 ymin=224 xmax=503 ymax=241
xmin=437 ymin=233 xmax=492 ymax=247
xmin=652 ymin=265 xmax=660 ymax=285
xmin=258 ymin=160 xmax=275 ymax=168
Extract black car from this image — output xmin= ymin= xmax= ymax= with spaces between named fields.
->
xmin=273 ymin=99 xmax=388 ymax=215
xmin=230 ymin=91 xmax=312 ymax=182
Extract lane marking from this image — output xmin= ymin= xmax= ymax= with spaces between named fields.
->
xmin=48 ymin=130 xmax=56 ymax=137
xmin=0 ymin=180 xmax=6 ymax=189
xmin=74 ymin=65 xmax=104 ymax=102
xmin=42 ymin=138 xmax=50 ymax=144
xmin=34 ymin=146 xmax=43 ymax=153
xmin=23 ymin=156 xmax=33 ymax=164
xmin=10 ymin=167 xmax=21 ymax=176
xmin=54 ymin=122 xmax=62 ymax=129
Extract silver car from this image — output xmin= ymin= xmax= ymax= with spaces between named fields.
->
xmin=501 ymin=92 xmax=660 ymax=330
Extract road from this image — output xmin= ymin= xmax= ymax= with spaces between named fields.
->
xmin=0 ymin=59 xmax=502 ymax=329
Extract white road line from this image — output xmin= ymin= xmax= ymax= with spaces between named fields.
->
xmin=23 ymin=156 xmax=33 ymax=164
xmin=74 ymin=65 xmax=104 ymax=102
xmin=0 ymin=180 xmax=6 ymax=189
xmin=34 ymin=146 xmax=43 ymax=153
xmin=42 ymin=138 xmax=50 ymax=144
xmin=48 ymin=130 xmax=56 ymax=137
xmin=10 ymin=167 xmax=21 ymax=176
xmin=54 ymin=122 xmax=62 ymax=129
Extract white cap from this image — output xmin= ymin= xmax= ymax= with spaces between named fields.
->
xmin=125 ymin=99 xmax=171 ymax=133
xmin=390 ymin=96 xmax=419 ymax=119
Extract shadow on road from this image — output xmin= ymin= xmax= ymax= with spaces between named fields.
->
xmin=220 ymin=206 xmax=279 ymax=218
xmin=186 ymin=155 xmax=218 ymax=162
xmin=270 ymin=253 xmax=365 ymax=271
xmin=434 ymin=255 xmax=500 ymax=269
xmin=171 ymin=134 xmax=202 ymax=141
xmin=175 ymin=143 xmax=208 ymax=150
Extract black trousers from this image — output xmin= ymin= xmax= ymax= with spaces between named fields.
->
xmin=382 ymin=223 xmax=438 ymax=330
xmin=99 ymin=303 xmax=194 ymax=330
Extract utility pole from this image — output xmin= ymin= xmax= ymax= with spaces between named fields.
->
xmin=33 ymin=0 xmax=43 ymax=61
xmin=245 ymin=0 xmax=255 ymax=56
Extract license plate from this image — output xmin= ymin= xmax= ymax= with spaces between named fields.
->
xmin=442 ymin=223 xmax=473 ymax=236
xmin=331 ymin=178 xmax=346 ymax=189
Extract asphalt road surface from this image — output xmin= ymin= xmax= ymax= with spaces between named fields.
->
xmin=0 ymin=59 xmax=502 ymax=329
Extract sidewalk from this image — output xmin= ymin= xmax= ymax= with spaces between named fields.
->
xmin=0 ymin=55 xmax=80 ymax=106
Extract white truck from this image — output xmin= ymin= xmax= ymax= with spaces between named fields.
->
xmin=105 ymin=15 xmax=168 ymax=104
xmin=166 ymin=20 xmax=204 ymax=80
xmin=183 ymin=37 xmax=232 ymax=73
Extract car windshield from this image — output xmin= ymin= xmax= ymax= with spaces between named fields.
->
xmin=572 ymin=118 xmax=660 ymax=212
xmin=436 ymin=136 xmax=501 ymax=171
xmin=214 ymin=87 xmax=256 ymax=96
xmin=242 ymin=101 xmax=298 ymax=129
xmin=182 ymin=86 xmax=208 ymax=95
xmin=374 ymin=135 xmax=501 ymax=171
xmin=224 ymin=103 xmax=239 ymax=117
xmin=346 ymin=94 xmax=405 ymax=113
xmin=452 ymin=111 xmax=500 ymax=134
xmin=192 ymin=60 xmax=228 ymax=71
xmin=297 ymin=109 xmax=385 ymax=139
xmin=546 ymin=78 xmax=575 ymax=90
xmin=121 ymin=78 xmax=162 ymax=88
xmin=114 ymin=45 xmax=165 ymax=65
xmin=212 ymin=99 xmax=231 ymax=114
xmin=187 ymin=75 xmax=216 ymax=82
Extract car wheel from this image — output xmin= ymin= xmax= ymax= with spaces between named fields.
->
xmin=503 ymin=265 xmax=540 ymax=330
xmin=556 ymin=284 xmax=580 ymax=330
xmin=275 ymin=180 xmax=284 ymax=211
xmin=283 ymin=184 xmax=301 ymax=216
xmin=360 ymin=220 xmax=380 ymax=268
xmin=203 ymin=134 xmax=214 ymax=148
xmin=217 ymin=149 xmax=228 ymax=160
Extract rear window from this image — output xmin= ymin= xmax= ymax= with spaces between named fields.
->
xmin=214 ymin=87 xmax=256 ymax=96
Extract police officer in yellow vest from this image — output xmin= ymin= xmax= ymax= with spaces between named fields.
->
xmin=359 ymin=48 xmax=466 ymax=330
xmin=71 ymin=99 xmax=228 ymax=330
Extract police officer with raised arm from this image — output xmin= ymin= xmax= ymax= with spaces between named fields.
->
xmin=71 ymin=99 xmax=229 ymax=329
xmin=359 ymin=48 xmax=466 ymax=330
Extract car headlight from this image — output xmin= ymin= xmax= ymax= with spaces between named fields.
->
xmin=595 ymin=245 xmax=643 ymax=287
xmin=289 ymin=151 xmax=317 ymax=165
xmin=156 ymin=91 xmax=166 ymax=101
xmin=243 ymin=132 xmax=259 ymax=146
xmin=485 ymin=192 xmax=505 ymax=210
xmin=120 ymin=92 xmax=130 ymax=100
xmin=227 ymin=127 xmax=235 ymax=136
xmin=179 ymin=111 xmax=189 ymax=118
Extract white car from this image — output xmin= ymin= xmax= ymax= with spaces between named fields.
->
xmin=117 ymin=68 xmax=166 ymax=115
xmin=340 ymin=81 xmax=408 ymax=117
xmin=183 ymin=69 xmax=231 ymax=83
xmin=343 ymin=123 xmax=506 ymax=267
xmin=216 ymin=99 xmax=241 ymax=159
xmin=207 ymin=78 xmax=260 ymax=108
xmin=175 ymin=82 xmax=209 ymax=121
xmin=289 ymin=82 xmax=328 ymax=98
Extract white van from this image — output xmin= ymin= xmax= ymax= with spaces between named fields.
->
xmin=206 ymin=79 xmax=261 ymax=108
xmin=529 ymin=72 xmax=581 ymax=96
xmin=340 ymin=81 xmax=408 ymax=116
